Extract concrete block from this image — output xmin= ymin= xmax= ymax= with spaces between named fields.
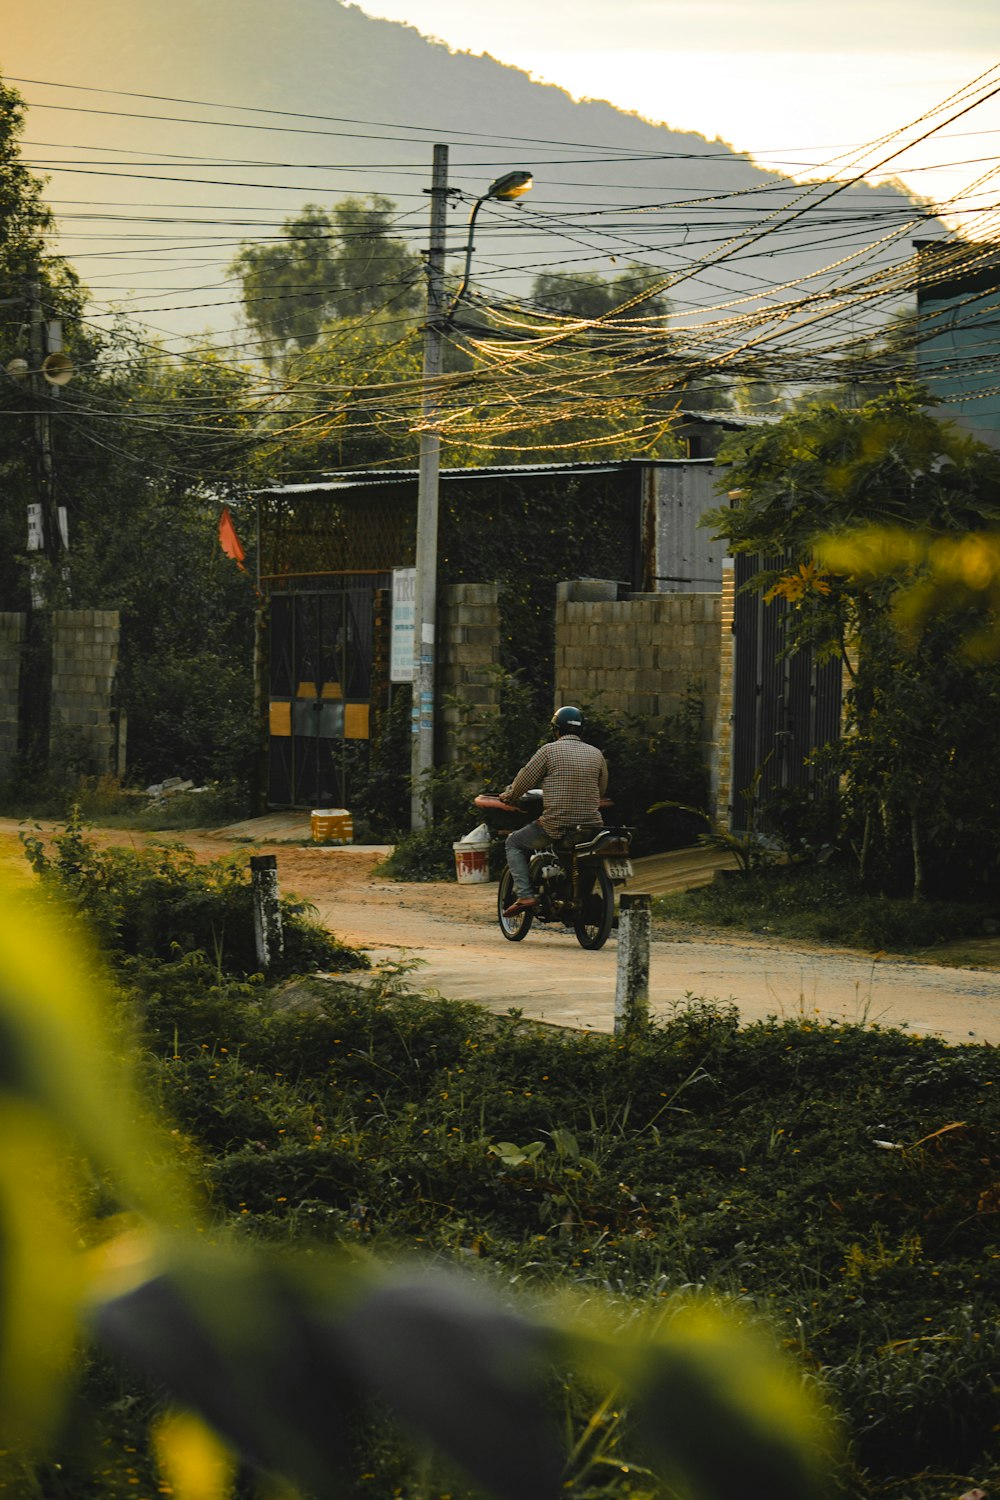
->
xmin=463 ymin=625 xmax=497 ymax=648
xmin=458 ymin=583 xmax=498 ymax=607
xmin=557 ymin=579 xmax=619 ymax=604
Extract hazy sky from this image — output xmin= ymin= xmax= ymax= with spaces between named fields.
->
xmin=360 ymin=0 xmax=1000 ymax=207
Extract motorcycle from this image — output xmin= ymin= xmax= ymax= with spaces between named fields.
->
xmin=473 ymin=790 xmax=633 ymax=951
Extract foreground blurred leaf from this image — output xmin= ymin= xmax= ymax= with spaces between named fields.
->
xmin=0 ymin=1100 xmax=80 ymax=1452
xmin=568 ymin=1298 xmax=835 ymax=1500
xmin=153 ymin=1409 xmax=238 ymax=1500
xmin=334 ymin=1268 xmax=563 ymax=1500
xmin=0 ymin=872 xmax=190 ymax=1225
xmin=818 ymin=525 xmax=1000 ymax=659
xmin=93 ymin=1244 xmax=563 ymax=1500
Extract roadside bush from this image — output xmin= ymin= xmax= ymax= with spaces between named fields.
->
xmin=382 ymin=678 xmax=708 ymax=878
xmin=583 ymin=690 xmax=708 ymax=856
xmin=20 ymin=810 xmax=366 ymax=976
xmin=127 ymin=780 xmax=250 ymax=830
xmin=380 ymin=671 xmax=551 ymax=879
xmin=657 ymin=861 xmax=999 ymax=951
xmin=115 ymin=966 xmax=1000 ymax=1498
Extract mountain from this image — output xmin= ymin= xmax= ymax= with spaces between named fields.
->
xmin=2 ymin=0 xmax=927 ymax=342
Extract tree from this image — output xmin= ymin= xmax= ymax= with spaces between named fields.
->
xmin=53 ymin=338 xmax=271 ymax=786
xmin=706 ymin=386 xmax=1000 ymax=898
xmin=531 ymin=264 xmax=671 ymax=322
xmin=230 ymin=195 xmax=422 ymax=365
xmin=0 ymin=75 xmax=94 ymax=608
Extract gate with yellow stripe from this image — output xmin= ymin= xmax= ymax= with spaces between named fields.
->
xmin=266 ymin=575 xmax=390 ymax=807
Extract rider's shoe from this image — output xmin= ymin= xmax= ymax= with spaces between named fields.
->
xmin=503 ymin=895 xmax=538 ymax=917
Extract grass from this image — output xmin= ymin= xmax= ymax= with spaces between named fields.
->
xmin=12 ymin=820 xmax=1000 ymax=1497
xmin=655 ymin=861 xmax=1000 ymax=957
xmin=47 ymin=955 xmax=999 ymax=1500
xmin=0 ymin=773 xmax=251 ymax=830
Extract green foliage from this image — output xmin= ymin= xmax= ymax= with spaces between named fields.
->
xmin=531 ymin=265 xmax=672 ymax=322
xmin=379 ymin=671 xmax=548 ymax=880
xmin=20 ymin=810 xmax=366 ymax=977
xmin=230 ymin=195 xmax=422 ymax=364
xmin=126 ymin=781 xmax=251 ymax=830
xmin=657 ymin=860 xmax=999 ymax=951
xmin=382 ymin=678 xmax=709 ymax=879
xmin=582 ymin=694 xmax=709 ymax=856
xmin=709 ymin=389 xmax=1000 ymax=900
xmin=0 ymin=76 xmax=89 ymax=608
xmin=0 ymin=868 xmax=845 ymax=1500
xmin=106 ymin=961 xmax=1000 ymax=1496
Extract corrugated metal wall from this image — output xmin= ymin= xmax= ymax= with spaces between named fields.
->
xmin=652 ymin=462 xmax=727 ymax=593
xmin=730 ymin=553 xmax=843 ymax=830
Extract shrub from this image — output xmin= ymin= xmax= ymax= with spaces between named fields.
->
xmin=382 ymin=679 xmax=709 ymax=878
xmin=583 ymin=690 xmax=708 ymax=856
xmin=20 ymin=809 xmax=367 ymax=977
xmin=657 ymin=861 xmax=999 ymax=951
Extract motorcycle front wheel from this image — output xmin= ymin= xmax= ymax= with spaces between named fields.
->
xmin=573 ymin=865 xmax=614 ymax=950
xmin=497 ymin=867 xmax=534 ymax=942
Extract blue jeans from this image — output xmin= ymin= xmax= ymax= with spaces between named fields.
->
xmin=505 ymin=819 xmax=553 ymax=900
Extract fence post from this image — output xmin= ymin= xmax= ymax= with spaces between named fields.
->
xmin=615 ymin=892 xmax=651 ymax=1037
xmin=250 ymin=854 xmax=284 ymax=971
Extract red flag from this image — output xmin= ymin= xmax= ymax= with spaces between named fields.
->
xmin=218 ymin=505 xmax=246 ymax=571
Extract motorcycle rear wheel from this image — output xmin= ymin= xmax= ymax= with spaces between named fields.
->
xmin=573 ymin=866 xmax=614 ymax=950
xmin=497 ymin=867 xmax=534 ymax=941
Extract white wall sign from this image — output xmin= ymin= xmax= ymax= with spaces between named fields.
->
xmin=390 ymin=567 xmax=416 ymax=683
xmin=26 ymin=503 xmax=43 ymax=552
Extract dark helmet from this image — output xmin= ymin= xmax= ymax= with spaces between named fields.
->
xmin=552 ymin=705 xmax=584 ymax=735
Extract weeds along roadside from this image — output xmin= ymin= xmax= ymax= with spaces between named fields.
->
xmin=14 ymin=816 xmax=1000 ymax=1498
xmin=132 ymin=955 xmax=1000 ymax=1497
xmin=19 ymin=805 xmax=368 ymax=978
xmin=656 ymin=860 xmax=1000 ymax=954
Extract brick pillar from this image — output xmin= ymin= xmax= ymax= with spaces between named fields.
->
xmin=49 ymin=610 xmax=121 ymax=775
xmin=438 ymin=583 xmax=501 ymax=764
xmin=0 ymin=613 xmax=25 ymax=782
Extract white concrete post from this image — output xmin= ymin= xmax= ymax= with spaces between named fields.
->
xmin=250 ymin=854 xmax=284 ymax=970
xmin=615 ymin=892 xmax=651 ymax=1036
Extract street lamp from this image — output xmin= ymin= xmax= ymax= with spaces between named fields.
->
xmin=410 ymin=154 xmax=533 ymax=830
xmin=449 ymin=171 xmax=534 ymax=319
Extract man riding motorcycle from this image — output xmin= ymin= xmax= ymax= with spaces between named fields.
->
xmin=499 ymin=705 xmax=608 ymax=917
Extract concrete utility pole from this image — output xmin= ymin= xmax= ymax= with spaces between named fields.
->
xmin=26 ymin=282 xmax=69 ymax=604
xmin=27 ymin=283 xmax=54 ymax=606
xmin=411 ymin=143 xmax=449 ymax=830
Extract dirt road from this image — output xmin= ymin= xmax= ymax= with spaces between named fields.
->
xmin=4 ymin=818 xmax=1000 ymax=1045
xmin=297 ymin=849 xmax=1000 ymax=1044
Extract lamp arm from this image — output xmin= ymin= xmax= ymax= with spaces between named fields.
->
xmin=445 ymin=195 xmax=486 ymax=322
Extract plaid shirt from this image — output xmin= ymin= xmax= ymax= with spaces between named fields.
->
xmin=501 ymin=734 xmax=609 ymax=836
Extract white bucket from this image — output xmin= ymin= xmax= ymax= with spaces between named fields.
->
xmin=453 ymin=839 xmax=490 ymax=884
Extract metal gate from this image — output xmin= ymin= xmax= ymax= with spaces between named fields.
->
xmin=267 ymin=576 xmax=389 ymax=807
xmin=731 ymin=553 xmax=843 ymax=831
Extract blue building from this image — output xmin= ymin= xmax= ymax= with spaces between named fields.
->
xmin=914 ymin=235 xmax=1000 ymax=449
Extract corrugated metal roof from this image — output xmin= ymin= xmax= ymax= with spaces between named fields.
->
xmin=678 ymin=410 xmax=779 ymax=428
xmin=253 ymin=455 xmax=716 ymax=498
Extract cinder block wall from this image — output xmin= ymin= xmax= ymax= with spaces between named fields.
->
xmin=50 ymin=609 xmax=120 ymax=773
xmin=554 ymin=589 xmax=724 ymax=813
xmin=0 ymin=613 xmax=24 ymax=780
xmin=438 ymin=583 xmax=501 ymax=763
